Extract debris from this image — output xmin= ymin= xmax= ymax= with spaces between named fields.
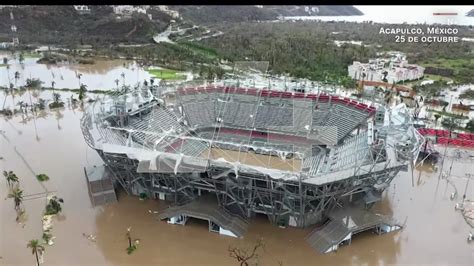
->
xmin=82 ymin=233 xmax=97 ymax=242
xmin=455 ymin=203 xmax=464 ymax=211
xmin=450 ymin=192 xmax=456 ymax=200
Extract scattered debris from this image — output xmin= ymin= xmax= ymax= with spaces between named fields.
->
xmin=82 ymin=233 xmax=97 ymax=242
xmin=450 ymin=192 xmax=456 ymax=200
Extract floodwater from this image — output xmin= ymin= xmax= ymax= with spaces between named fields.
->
xmin=0 ymin=55 xmax=153 ymax=91
xmin=1 ymin=91 xmax=474 ymax=265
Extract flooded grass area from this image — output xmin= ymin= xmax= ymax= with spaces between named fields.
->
xmin=0 ymin=92 xmax=473 ymax=265
xmin=146 ymin=68 xmax=187 ymax=80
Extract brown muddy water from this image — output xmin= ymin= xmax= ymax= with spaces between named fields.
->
xmin=0 ymin=55 xmax=153 ymax=90
xmin=1 ymin=91 xmax=473 ymax=265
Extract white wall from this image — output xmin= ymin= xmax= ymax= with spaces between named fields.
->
xmin=219 ymin=227 xmax=238 ymax=238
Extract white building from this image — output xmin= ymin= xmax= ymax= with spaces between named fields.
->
xmin=112 ymin=5 xmax=148 ymax=17
xmin=157 ymin=5 xmax=180 ymax=19
xmin=348 ymin=52 xmax=424 ymax=83
xmin=0 ymin=42 xmax=14 ymax=49
xmin=73 ymin=5 xmax=91 ymax=14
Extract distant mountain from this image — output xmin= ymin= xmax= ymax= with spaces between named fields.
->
xmin=0 ymin=5 xmax=171 ymax=44
xmin=168 ymin=5 xmax=278 ymax=24
xmin=169 ymin=5 xmax=363 ymax=24
xmin=467 ymin=9 xmax=474 ymax=17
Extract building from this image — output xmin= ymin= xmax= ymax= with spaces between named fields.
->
xmin=112 ymin=5 xmax=148 ymax=17
xmin=157 ymin=5 xmax=180 ymax=19
xmin=0 ymin=42 xmax=14 ymax=49
xmin=81 ymin=80 xmax=423 ymax=252
xmin=348 ymin=52 xmax=424 ymax=83
xmin=73 ymin=5 xmax=91 ymax=14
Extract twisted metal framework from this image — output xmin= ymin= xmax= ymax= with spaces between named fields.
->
xmin=80 ymin=82 xmax=423 ymax=227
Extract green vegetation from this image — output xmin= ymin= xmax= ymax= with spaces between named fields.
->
xmin=199 ymin=25 xmax=372 ymax=87
xmin=420 ymin=57 xmax=474 ymax=84
xmin=44 ymin=196 xmax=63 ymax=215
xmin=3 ymin=170 xmax=19 ymax=188
xmin=49 ymin=93 xmax=65 ymax=109
xmin=0 ymin=6 xmax=171 ymax=45
xmin=8 ymin=186 xmax=24 ymax=210
xmin=146 ymin=68 xmax=187 ymax=80
xmin=177 ymin=41 xmax=218 ymax=59
xmin=27 ymin=239 xmax=45 ymax=266
xmin=26 ymin=78 xmax=43 ymax=89
xmin=139 ymin=193 xmax=149 ymax=200
xmin=22 ymin=52 xmax=42 ymax=59
xmin=78 ymin=84 xmax=87 ymax=101
xmin=441 ymin=117 xmax=464 ymax=131
xmin=466 ymin=120 xmax=474 ymax=133
xmin=42 ymin=232 xmax=53 ymax=244
xmin=459 ymin=90 xmax=474 ymax=100
xmin=127 ymin=245 xmax=138 ymax=255
xmin=0 ymin=63 xmax=7 ymax=67
xmin=427 ymin=109 xmax=469 ymax=120
xmin=413 ymin=81 xmax=449 ymax=97
xmin=36 ymin=174 xmax=50 ymax=182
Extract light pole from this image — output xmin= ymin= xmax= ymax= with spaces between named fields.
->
xmin=462 ymin=173 xmax=472 ymax=203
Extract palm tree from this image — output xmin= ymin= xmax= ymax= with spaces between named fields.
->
xmin=126 ymin=227 xmax=132 ymax=248
xmin=434 ymin=114 xmax=441 ymax=125
xmin=51 ymin=81 xmax=56 ymax=93
xmin=53 ymin=92 xmax=61 ymax=104
xmin=19 ymin=53 xmax=24 ymax=64
xmin=27 ymin=239 xmax=45 ymax=266
xmin=2 ymin=57 xmax=7 ymax=65
xmin=17 ymin=101 xmax=25 ymax=113
xmin=12 ymin=72 xmax=20 ymax=111
xmin=3 ymin=170 xmax=19 ymax=188
xmin=114 ymin=79 xmax=119 ymax=90
xmin=45 ymin=196 xmax=63 ymax=215
xmin=76 ymin=73 xmax=82 ymax=88
xmin=2 ymin=83 xmax=11 ymax=110
xmin=121 ymin=72 xmax=125 ymax=86
xmin=8 ymin=186 xmax=24 ymax=210
xmin=14 ymin=71 xmax=20 ymax=85
xmin=150 ymin=78 xmax=154 ymax=86
xmin=78 ymin=84 xmax=87 ymax=101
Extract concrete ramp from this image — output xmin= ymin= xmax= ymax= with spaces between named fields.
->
xmin=306 ymin=207 xmax=401 ymax=253
xmin=158 ymin=199 xmax=248 ymax=238
xmin=84 ymin=166 xmax=117 ymax=207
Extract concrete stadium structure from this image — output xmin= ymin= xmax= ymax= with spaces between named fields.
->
xmin=81 ymin=82 xmax=423 ymax=251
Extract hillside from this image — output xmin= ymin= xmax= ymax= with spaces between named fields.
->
xmin=265 ymin=5 xmax=364 ymax=16
xmin=0 ymin=5 xmax=171 ymax=45
xmin=169 ymin=5 xmax=363 ymax=24
xmin=168 ymin=6 xmax=278 ymax=24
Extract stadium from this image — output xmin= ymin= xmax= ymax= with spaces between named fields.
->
xmin=81 ymin=82 xmax=423 ymax=250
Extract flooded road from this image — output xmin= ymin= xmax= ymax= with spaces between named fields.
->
xmin=1 ymin=92 xmax=473 ymax=265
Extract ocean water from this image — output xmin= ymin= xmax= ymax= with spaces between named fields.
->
xmin=284 ymin=5 xmax=474 ymax=26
